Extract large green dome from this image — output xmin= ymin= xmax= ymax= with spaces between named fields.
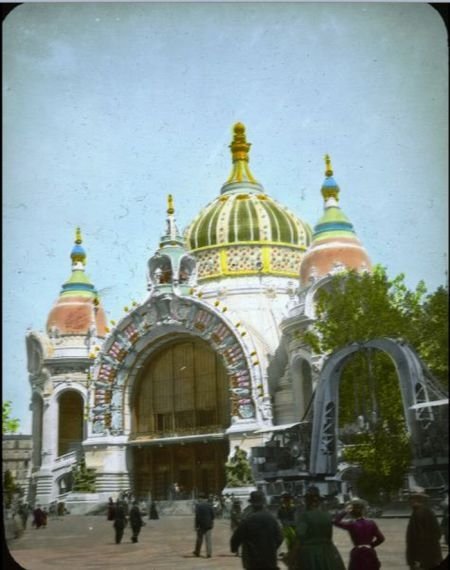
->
xmin=185 ymin=124 xmax=312 ymax=282
xmin=186 ymin=191 xmax=310 ymax=250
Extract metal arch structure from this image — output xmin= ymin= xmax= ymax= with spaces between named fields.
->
xmin=309 ymin=337 xmax=448 ymax=476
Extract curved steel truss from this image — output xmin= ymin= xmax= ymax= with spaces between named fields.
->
xmin=309 ymin=338 xmax=448 ymax=476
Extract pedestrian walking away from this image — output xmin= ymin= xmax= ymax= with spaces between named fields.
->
xmin=107 ymin=497 xmax=115 ymax=521
xmin=129 ymin=500 xmax=145 ymax=543
xmin=406 ymin=488 xmax=442 ymax=570
xmin=333 ymin=498 xmax=385 ymax=569
xmin=113 ymin=500 xmax=128 ymax=544
xmin=230 ymin=499 xmax=243 ymax=556
xmin=193 ymin=493 xmax=215 ymax=558
xmin=18 ymin=503 xmax=31 ymax=530
xmin=284 ymin=486 xmax=345 ymax=570
xmin=32 ymin=505 xmax=45 ymax=529
xmin=149 ymin=501 xmax=159 ymax=520
xmin=230 ymin=490 xmax=283 ymax=570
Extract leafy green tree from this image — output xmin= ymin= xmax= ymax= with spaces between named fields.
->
xmin=303 ymin=266 xmax=447 ymax=498
xmin=410 ymin=286 xmax=448 ymax=386
xmin=3 ymin=469 xmax=22 ymax=508
xmin=2 ymin=401 xmax=20 ymax=434
xmin=71 ymin=458 xmax=97 ymax=492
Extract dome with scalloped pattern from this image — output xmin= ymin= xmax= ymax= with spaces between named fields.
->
xmin=185 ymin=124 xmax=312 ymax=281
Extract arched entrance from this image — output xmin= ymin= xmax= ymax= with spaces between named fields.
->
xmin=131 ymin=336 xmax=230 ymax=499
xmin=309 ymin=338 xmax=448 ymax=475
xmin=58 ymin=391 xmax=84 ymax=456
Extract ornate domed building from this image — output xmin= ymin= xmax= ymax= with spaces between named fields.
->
xmin=27 ymin=124 xmax=373 ymax=509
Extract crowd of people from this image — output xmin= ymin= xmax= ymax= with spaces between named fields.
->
xmin=188 ymin=486 xmax=447 ymax=570
xmin=9 ymin=484 xmax=449 ymax=569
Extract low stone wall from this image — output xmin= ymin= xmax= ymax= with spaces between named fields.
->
xmin=63 ymin=493 xmax=109 ymax=515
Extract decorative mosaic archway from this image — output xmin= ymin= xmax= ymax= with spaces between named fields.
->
xmin=309 ymin=337 xmax=448 ymax=475
xmin=88 ymin=294 xmax=265 ymax=437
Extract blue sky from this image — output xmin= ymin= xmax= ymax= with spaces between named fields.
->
xmin=3 ymin=3 xmax=448 ymax=433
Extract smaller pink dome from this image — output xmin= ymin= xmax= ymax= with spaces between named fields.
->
xmin=46 ymin=296 xmax=107 ymax=336
xmin=300 ymin=237 xmax=371 ymax=286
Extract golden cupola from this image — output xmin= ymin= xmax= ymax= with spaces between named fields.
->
xmin=185 ymin=123 xmax=312 ymax=282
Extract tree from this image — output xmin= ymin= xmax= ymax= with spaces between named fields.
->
xmin=410 ymin=285 xmax=448 ymax=386
xmin=303 ymin=266 xmax=447 ymax=498
xmin=3 ymin=469 xmax=22 ymax=508
xmin=3 ymin=401 xmax=20 ymax=434
xmin=71 ymin=458 xmax=97 ymax=492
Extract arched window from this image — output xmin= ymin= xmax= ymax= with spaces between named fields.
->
xmin=58 ymin=391 xmax=84 ymax=456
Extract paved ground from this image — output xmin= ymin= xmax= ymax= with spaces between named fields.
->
xmin=6 ymin=514 xmax=448 ymax=570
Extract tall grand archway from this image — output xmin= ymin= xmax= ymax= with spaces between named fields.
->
xmin=131 ymin=336 xmax=230 ymax=499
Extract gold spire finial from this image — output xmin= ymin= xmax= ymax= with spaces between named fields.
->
xmin=75 ymin=227 xmax=83 ymax=245
xmin=167 ymin=194 xmax=175 ymax=215
xmin=324 ymin=154 xmax=333 ymax=177
xmin=223 ymin=122 xmax=259 ymax=188
xmin=230 ymin=122 xmax=251 ymax=163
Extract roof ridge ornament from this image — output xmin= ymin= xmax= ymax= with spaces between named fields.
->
xmin=321 ymin=154 xmax=340 ymax=203
xmin=164 ymin=194 xmax=181 ymax=244
xmin=222 ymin=123 xmax=262 ymax=191
xmin=71 ymin=226 xmax=87 ymax=266
xmin=324 ymin=154 xmax=333 ymax=177
xmin=75 ymin=226 xmax=83 ymax=245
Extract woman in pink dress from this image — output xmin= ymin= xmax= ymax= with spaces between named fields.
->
xmin=333 ymin=499 xmax=385 ymax=570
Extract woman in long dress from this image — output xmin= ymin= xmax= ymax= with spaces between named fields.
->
xmin=333 ymin=498 xmax=385 ymax=570
xmin=286 ymin=486 xmax=345 ymax=570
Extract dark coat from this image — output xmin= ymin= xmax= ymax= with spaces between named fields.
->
xmin=406 ymin=505 xmax=442 ymax=569
xmin=129 ymin=505 xmax=143 ymax=530
xmin=113 ymin=503 xmax=127 ymax=529
xmin=195 ymin=501 xmax=215 ymax=531
xmin=230 ymin=508 xmax=283 ymax=569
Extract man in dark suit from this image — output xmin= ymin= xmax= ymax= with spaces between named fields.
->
xmin=113 ymin=500 xmax=128 ymax=544
xmin=193 ymin=493 xmax=215 ymax=558
xmin=231 ymin=490 xmax=283 ymax=570
xmin=129 ymin=500 xmax=144 ymax=543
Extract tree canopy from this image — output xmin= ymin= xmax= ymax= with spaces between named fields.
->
xmin=3 ymin=401 xmax=20 ymax=434
xmin=303 ymin=266 xmax=448 ymax=499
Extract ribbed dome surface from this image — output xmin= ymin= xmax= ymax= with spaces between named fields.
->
xmin=186 ymin=191 xmax=311 ymax=250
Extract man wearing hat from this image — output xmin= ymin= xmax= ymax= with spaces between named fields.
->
xmin=193 ymin=493 xmax=215 ymax=558
xmin=230 ymin=490 xmax=283 ymax=569
xmin=286 ymin=486 xmax=345 ymax=569
xmin=406 ymin=488 xmax=442 ymax=569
